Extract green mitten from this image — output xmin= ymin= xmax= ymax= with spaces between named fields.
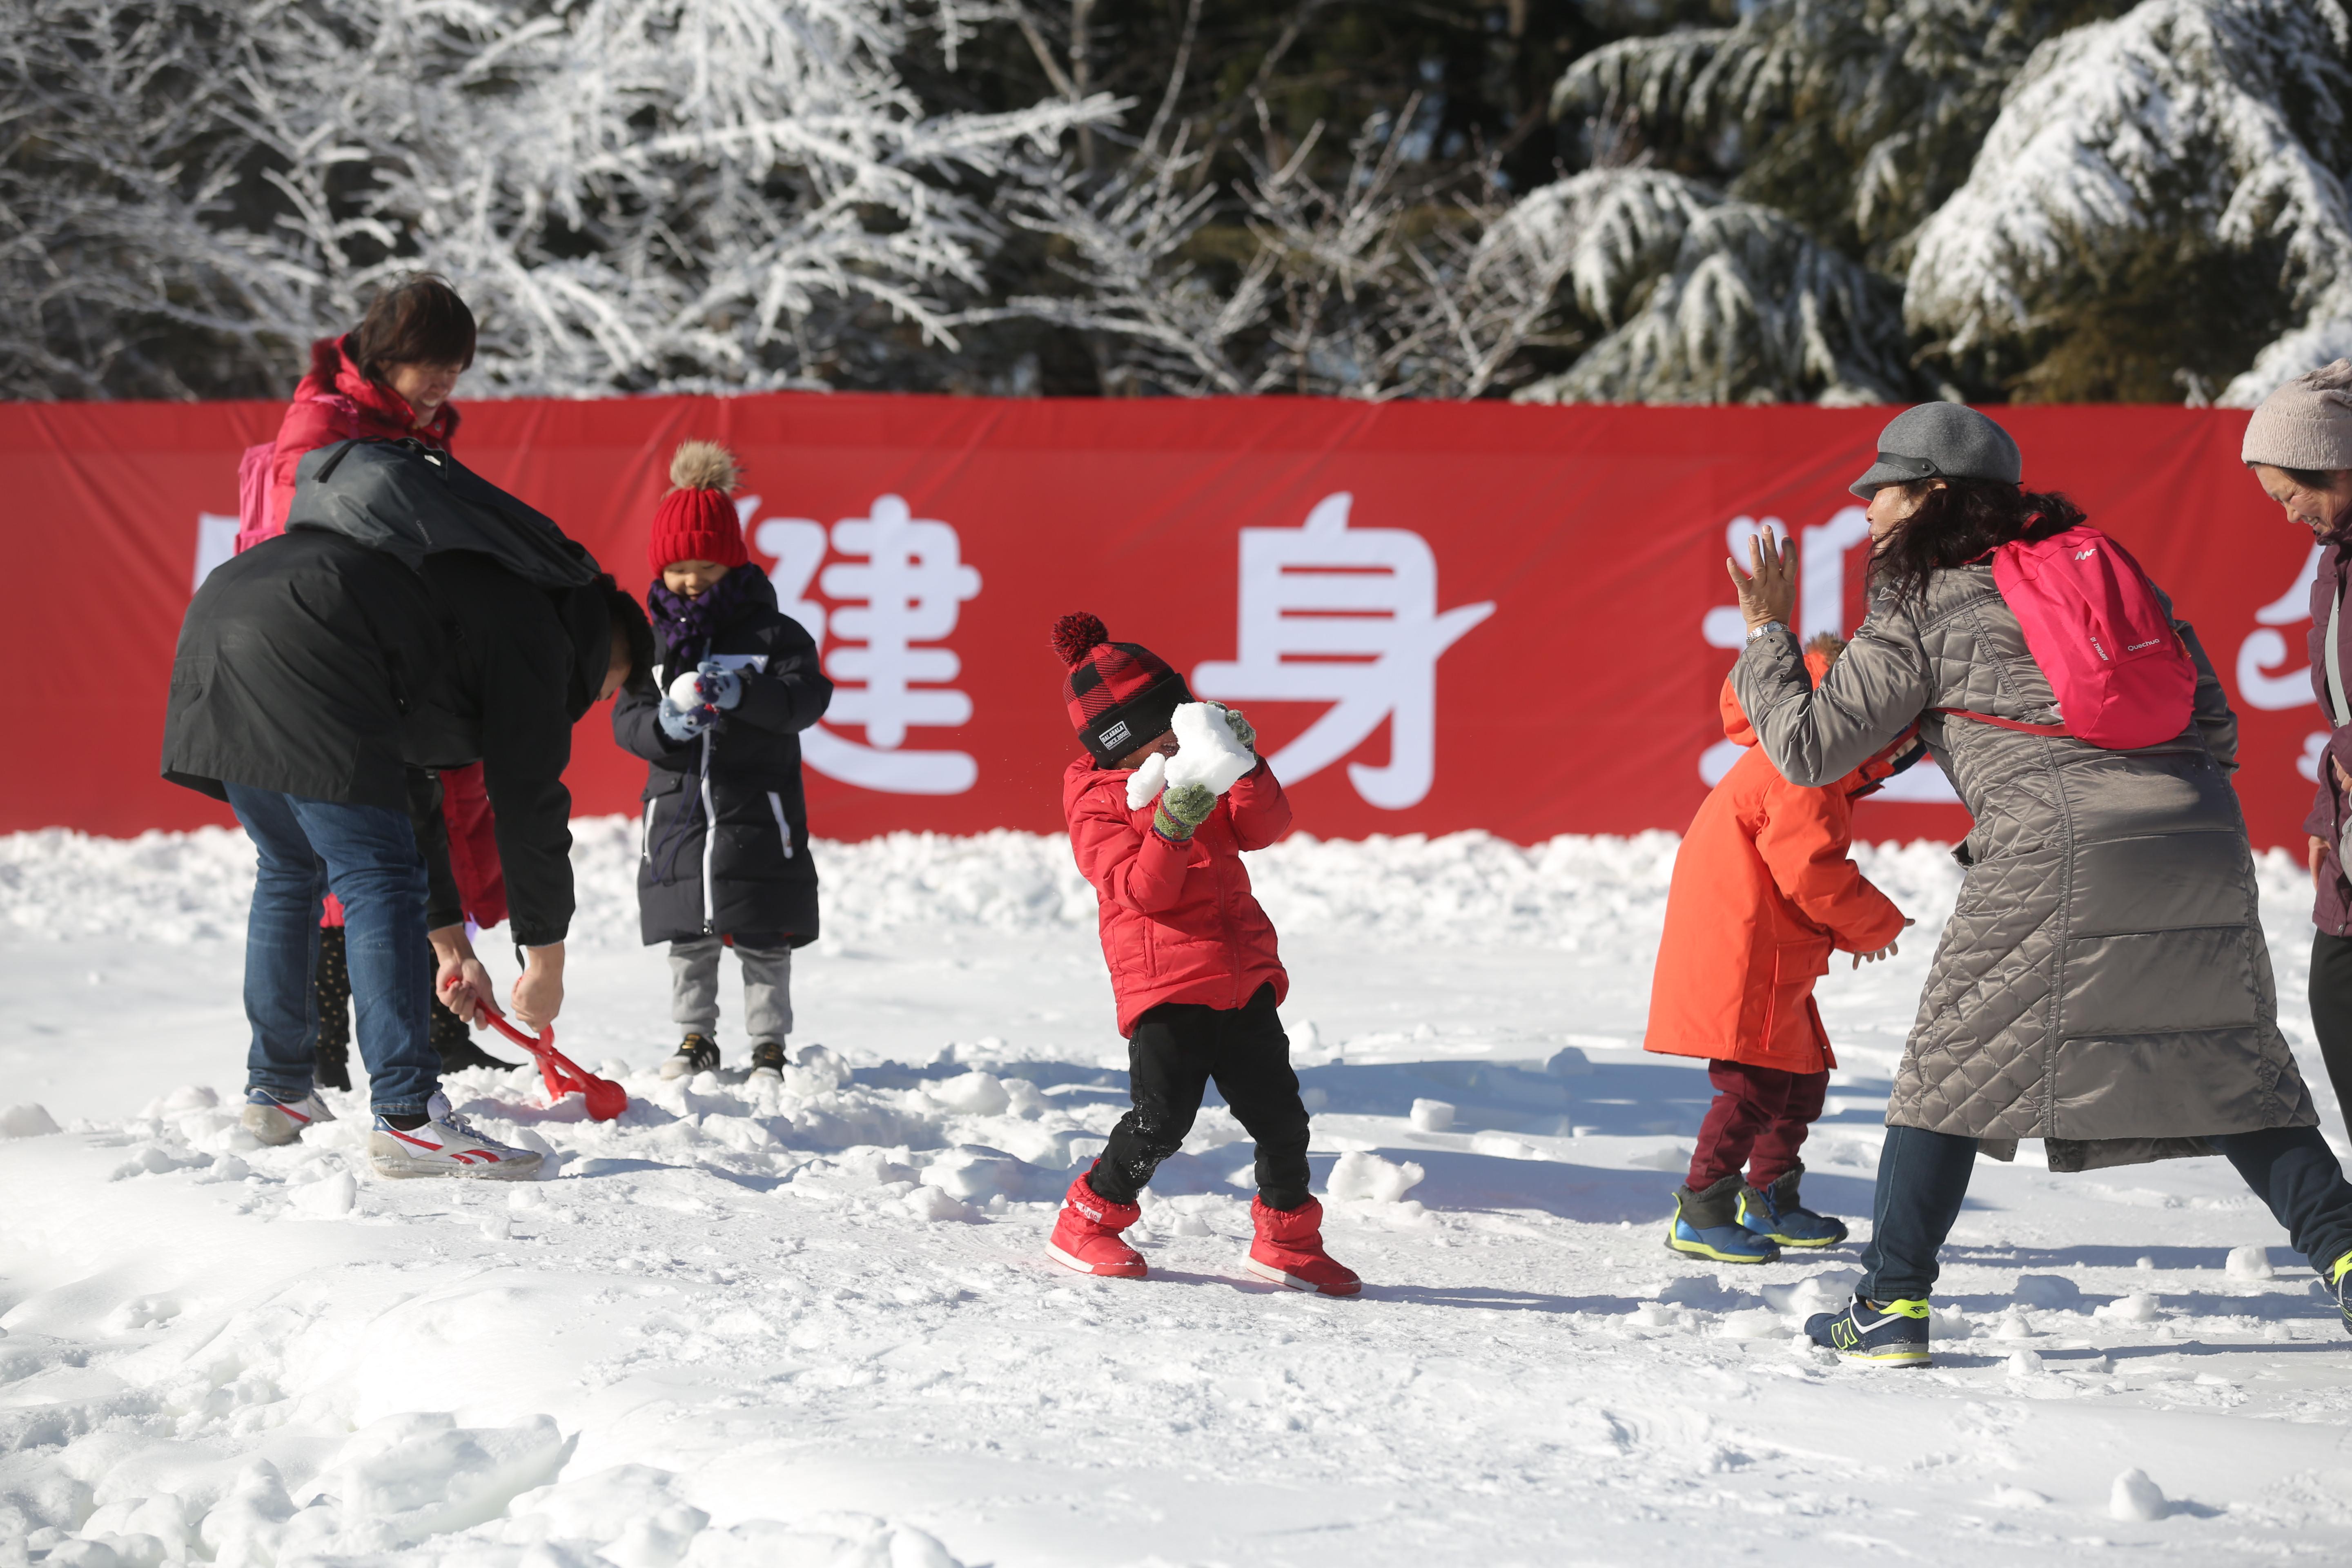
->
xmin=1222 ymin=706 xmax=1256 ymax=753
xmin=1153 ymin=782 xmax=1216 ymax=841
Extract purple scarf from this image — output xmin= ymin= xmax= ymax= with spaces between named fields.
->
xmin=646 ymin=567 xmax=751 ymax=667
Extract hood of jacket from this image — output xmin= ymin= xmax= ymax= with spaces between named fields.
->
xmin=300 ymin=334 xmax=461 ymax=448
xmin=285 ymin=437 xmax=599 ymax=591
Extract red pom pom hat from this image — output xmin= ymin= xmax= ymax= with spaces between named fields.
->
xmin=1052 ymin=612 xmax=1194 ymax=764
xmin=647 ymin=439 xmax=750 ymax=577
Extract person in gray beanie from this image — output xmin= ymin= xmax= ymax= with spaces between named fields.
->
xmin=2245 ymin=360 xmax=2352 ymax=1145
xmin=1714 ymin=401 xmax=2352 ymax=1369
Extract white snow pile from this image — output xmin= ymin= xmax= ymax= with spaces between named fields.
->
xmin=6 ymin=821 xmax=2315 ymax=955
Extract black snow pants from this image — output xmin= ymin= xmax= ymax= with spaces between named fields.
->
xmin=1088 ymin=983 xmax=1313 ymax=1211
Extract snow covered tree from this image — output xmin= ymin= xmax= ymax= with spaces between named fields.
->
xmin=1552 ymin=0 xmax=2128 ymax=266
xmin=1904 ymin=0 xmax=2352 ymax=404
xmin=0 ymin=0 xmax=1111 ymax=399
xmin=1506 ymin=168 xmax=1918 ymax=405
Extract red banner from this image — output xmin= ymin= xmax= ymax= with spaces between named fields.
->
xmin=0 ymin=396 xmax=2323 ymax=850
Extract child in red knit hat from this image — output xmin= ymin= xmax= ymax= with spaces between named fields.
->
xmin=613 ymin=442 xmax=835 ymax=1080
xmin=1047 ymin=612 xmax=1360 ymax=1296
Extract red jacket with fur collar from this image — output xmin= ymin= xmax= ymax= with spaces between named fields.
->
xmin=1064 ymin=755 xmax=1292 ymax=1036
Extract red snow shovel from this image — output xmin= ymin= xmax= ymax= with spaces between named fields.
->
xmin=466 ymin=1000 xmax=629 ymax=1122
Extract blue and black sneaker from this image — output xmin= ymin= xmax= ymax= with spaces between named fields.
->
xmin=1806 ymin=1296 xmax=1931 ymax=1368
xmin=1738 ymin=1165 xmax=1850 ymax=1249
xmin=2333 ymin=1252 xmax=2350 ymax=1336
xmin=1664 ymin=1174 xmax=1780 ymax=1265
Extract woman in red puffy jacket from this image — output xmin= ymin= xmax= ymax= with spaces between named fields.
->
xmin=252 ymin=276 xmax=469 ymax=543
xmin=241 ymin=276 xmax=512 ymax=1078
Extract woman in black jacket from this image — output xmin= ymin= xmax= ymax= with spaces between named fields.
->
xmin=616 ymin=443 xmax=834 ymax=1080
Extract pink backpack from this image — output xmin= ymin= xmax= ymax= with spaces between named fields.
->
xmin=234 ymin=441 xmax=278 ymax=554
xmin=1939 ymin=524 xmax=2195 ymax=750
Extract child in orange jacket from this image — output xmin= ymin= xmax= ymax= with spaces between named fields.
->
xmin=1646 ymin=635 xmax=1922 ymax=1264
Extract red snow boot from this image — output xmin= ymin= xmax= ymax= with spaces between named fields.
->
xmin=1245 ymin=1196 xmax=1361 ymax=1296
xmin=1047 ymin=1169 xmax=1147 ymax=1278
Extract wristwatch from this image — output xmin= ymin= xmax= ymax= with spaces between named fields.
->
xmin=1745 ymin=620 xmax=1787 ymax=642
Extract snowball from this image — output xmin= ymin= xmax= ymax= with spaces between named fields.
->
xmin=1125 ymin=751 xmax=1167 ymax=811
xmin=1165 ymin=703 xmax=1254 ymax=797
xmin=2094 ymin=1292 xmax=2160 ymax=1324
xmin=1325 ymin=1150 xmax=1425 ymax=1204
xmin=926 ymin=1071 xmax=1010 ymax=1117
xmin=0 ymin=1103 xmax=60 ymax=1138
xmin=1409 ymin=1098 xmax=1455 ymax=1132
xmin=287 ymin=1170 xmax=356 ymax=1220
xmin=2109 ymin=1468 xmax=2166 ymax=1522
xmin=666 ymin=671 xmax=706 ymax=709
xmin=2005 ymin=1349 xmax=2045 ymax=1376
xmin=2225 ymin=1244 xmax=2275 ymax=1281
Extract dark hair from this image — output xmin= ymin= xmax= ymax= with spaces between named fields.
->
xmin=349 ymin=274 xmax=477 ymax=385
xmin=606 ymin=583 xmax=657 ymax=697
xmin=1869 ymin=479 xmax=2085 ymax=606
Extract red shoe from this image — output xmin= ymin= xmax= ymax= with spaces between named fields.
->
xmin=1245 ymin=1196 xmax=1361 ymax=1296
xmin=1047 ymin=1170 xmax=1147 ymax=1278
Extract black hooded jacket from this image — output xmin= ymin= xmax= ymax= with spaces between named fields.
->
xmin=614 ymin=568 xmax=832 ymax=947
xmin=171 ymin=437 xmax=620 ymax=944
xmin=162 ymin=529 xmax=446 ymax=812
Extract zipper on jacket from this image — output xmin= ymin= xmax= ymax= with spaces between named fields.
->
xmin=767 ymin=791 xmax=795 ymax=859
xmin=699 ymin=729 xmax=718 ymax=934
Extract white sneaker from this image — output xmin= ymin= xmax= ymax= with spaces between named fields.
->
xmin=243 ymin=1086 xmax=335 ymax=1147
xmin=368 ymin=1092 xmax=543 ymax=1180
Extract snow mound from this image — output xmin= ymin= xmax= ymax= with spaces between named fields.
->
xmin=2109 ymin=1467 xmax=2167 ymax=1522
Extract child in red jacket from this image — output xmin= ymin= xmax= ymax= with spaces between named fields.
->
xmin=1646 ymin=635 xmax=1920 ymax=1265
xmin=1047 ymin=613 xmax=1359 ymax=1296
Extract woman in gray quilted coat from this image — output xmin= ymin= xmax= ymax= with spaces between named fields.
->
xmin=1727 ymin=402 xmax=2352 ymax=1369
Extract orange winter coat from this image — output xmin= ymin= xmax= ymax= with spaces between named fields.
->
xmin=1645 ymin=660 xmax=1912 ymax=1074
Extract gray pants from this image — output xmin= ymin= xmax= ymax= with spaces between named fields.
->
xmin=669 ymin=936 xmax=793 ymax=1045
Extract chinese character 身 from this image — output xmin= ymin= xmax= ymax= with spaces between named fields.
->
xmin=1193 ymin=492 xmax=1493 ymax=809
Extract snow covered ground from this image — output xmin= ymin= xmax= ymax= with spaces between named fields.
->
xmin=2 ymin=822 xmax=2350 ymax=1566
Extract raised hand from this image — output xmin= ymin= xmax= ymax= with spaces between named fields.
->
xmin=1726 ymin=528 xmax=1798 ymax=632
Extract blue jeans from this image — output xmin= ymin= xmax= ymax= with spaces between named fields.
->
xmin=1859 ymin=1123 xmax=2352 ymax=1302
xmin=227 ymin=784 xmax=438 ymax=1117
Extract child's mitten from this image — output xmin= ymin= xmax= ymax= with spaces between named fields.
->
xmin=1223 ymin=706 xmax=1256 ymax=753
xmin=1153 ymin=781 xmax=1216 ymax=841
xmin=695 ymin=659 xmax=744 ymax=710
xmin=657 ymin=697 xmax=707 ymax=743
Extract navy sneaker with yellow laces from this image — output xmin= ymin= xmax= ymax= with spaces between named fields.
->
xmin=2333 ymin=1252 xmax=2351 ymax=1335
xmin=1806 ymin=1295 xmax=1931 ymax=1368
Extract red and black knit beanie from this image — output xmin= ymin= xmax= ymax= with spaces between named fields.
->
xmin=1052 ymin=612 xmax=1193 ymax=764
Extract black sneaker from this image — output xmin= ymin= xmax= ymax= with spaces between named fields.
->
xmin=748 ymin=1040 xmax=787 ymax=1080
xmin=660 ymin=1031 xmax=721 ymax=1081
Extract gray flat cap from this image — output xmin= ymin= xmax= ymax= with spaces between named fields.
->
xmin=1849 ymin=403 xmax=2023 ymax=498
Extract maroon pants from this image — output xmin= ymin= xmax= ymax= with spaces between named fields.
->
xmin=1687 ymin=1059 xmax=1829 ymax=1191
